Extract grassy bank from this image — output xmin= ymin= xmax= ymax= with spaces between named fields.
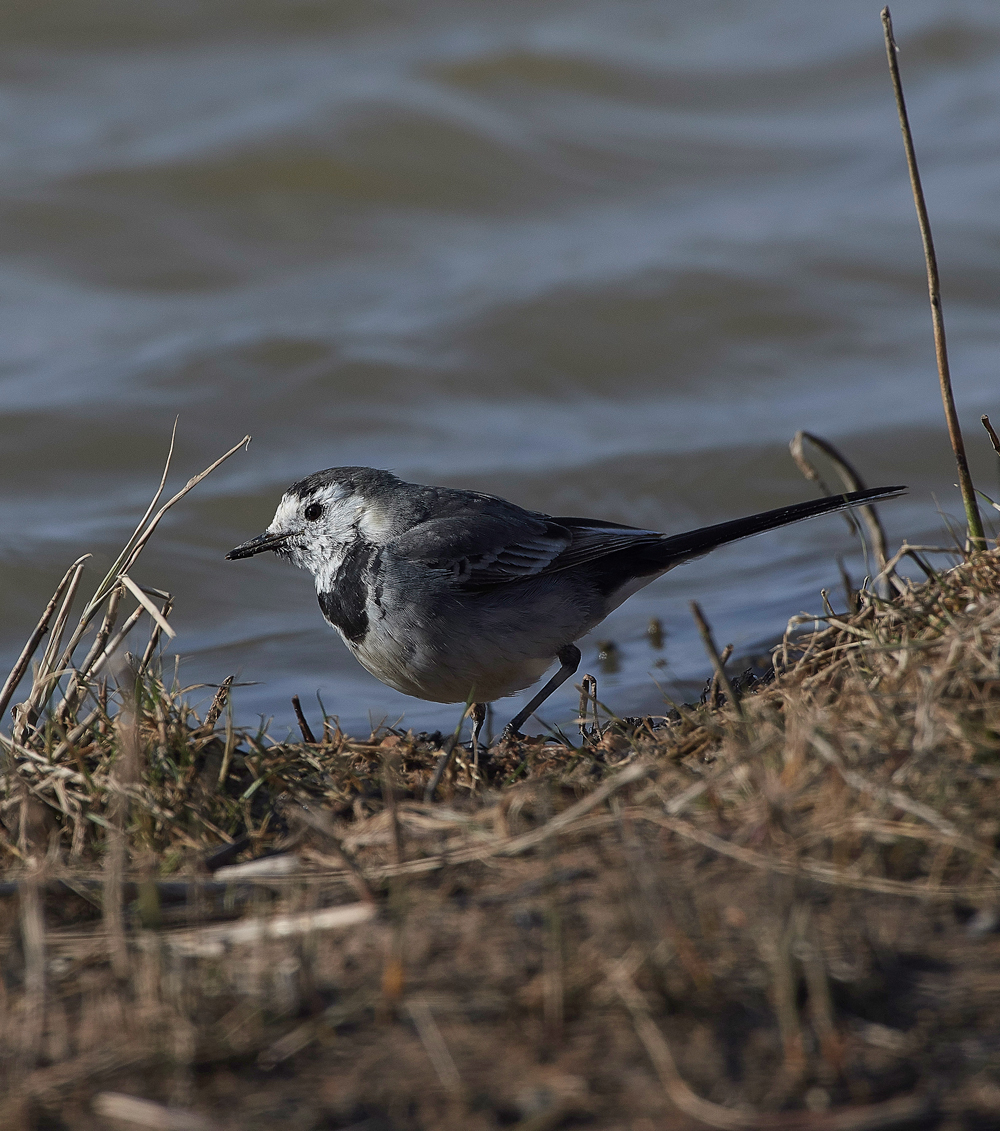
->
xmin=3 ymin=519 xmax=1000 ymax=1128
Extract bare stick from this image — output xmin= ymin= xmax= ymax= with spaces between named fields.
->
xmin=882 ymin=8 xmax=985 ymax=551
xmin=690 ymin=602 xmax=743 ymax=721
xmin=291 ymin=695 xmax=317 ymax=744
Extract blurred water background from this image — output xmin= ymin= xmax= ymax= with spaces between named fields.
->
xmin=2 ymin=0 xmax=1000 ymax=737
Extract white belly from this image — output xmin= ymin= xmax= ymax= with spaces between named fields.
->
xmin=348 ymin=618 xmax=555 ymax=704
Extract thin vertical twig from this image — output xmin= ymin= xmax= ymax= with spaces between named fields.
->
xmin=291 ymin=695 xmax=317 ymax=744
xmin=690 ymin=603 xmax=744 ymax=723
xmin=881 ymin=7 xmax=986 ymax=552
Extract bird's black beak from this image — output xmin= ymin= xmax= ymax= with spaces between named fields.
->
xmin=226 ymin=530 xmax=291 ymax=560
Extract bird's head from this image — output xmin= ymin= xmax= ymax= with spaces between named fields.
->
xmin=226 ymin=466 xmax=401 ymax=585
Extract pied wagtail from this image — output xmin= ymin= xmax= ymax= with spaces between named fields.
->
xmin=227 ymin=467 xmax=905 ymax=745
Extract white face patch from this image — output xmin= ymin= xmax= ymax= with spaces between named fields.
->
xmin=268 ymin=481 xmax=368 ymax=590
xmin=358 ymin=500 xmax=395 ymax=541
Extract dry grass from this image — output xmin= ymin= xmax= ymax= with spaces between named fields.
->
xmin=4 ymin=446 xmax=1000 ymax=1129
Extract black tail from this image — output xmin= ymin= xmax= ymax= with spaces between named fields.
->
xmin=656 ymin=484 xmax=907 ymax=565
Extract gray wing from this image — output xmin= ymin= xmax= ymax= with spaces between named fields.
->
xmin=388 ymin=513 xmax=572 ymax=587
xmin=388 ymin=512 xmax=664 ymax=589
xmin=543 ymin=518 xmax=666 ymax=573
xmin=389 ymin=485 xmax=909 ymax=593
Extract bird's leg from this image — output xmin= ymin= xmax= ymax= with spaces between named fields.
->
xmin=470 ymin=702 xmax=486 ymax=778
xmin=502 ymin=644 xmax=581 ymax=741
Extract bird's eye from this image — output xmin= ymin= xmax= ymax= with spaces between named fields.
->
xmin=304 ymin=502 xmax=323 ymax=522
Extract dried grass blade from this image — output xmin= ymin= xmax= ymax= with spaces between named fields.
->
xmin=119 ymin=433 xmax=251 ymax=579
xmin=137 ymin=595 xmax=173 ymax=673
xmin=119 ymin=574 xmax=176 ymax=639
xmin=66 ymin=429 xmax=246 ymax=670
xmin=690 ymin=602 xmax=744 ymax=723
xmin=13 ymin=556 xmax=91 ymax=741
xmin=203 ymin=675 xmax=234 ymax=732
xmin=0 ymin=555 xmax=89 ymax=722
xmin=790 ymin=430 xmax=889 ymax=569
xmin=283 ymin=798 xmax=376 ymax=903
xmin=54 ymin=583 xmax=123 ymax=720
xmin=36 ymin=557 xmax=90 ymax=683
xmin=78 ymin=418 xmax=178 ymax=625
xmin=85 ymin=606 xmax=148 ymax=681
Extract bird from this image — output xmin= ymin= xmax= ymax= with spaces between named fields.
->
xmin=226 ymin=467 xmax=905 ymax=748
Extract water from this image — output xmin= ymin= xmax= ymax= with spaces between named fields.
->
xmin=2 ymin=0 xmax=999 ymax=738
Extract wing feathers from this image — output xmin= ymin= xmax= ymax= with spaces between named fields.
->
xmin=388 ymin=485 xmax=907 ymax=592
xmin=389 ymin=514 xmax=571 ymax=586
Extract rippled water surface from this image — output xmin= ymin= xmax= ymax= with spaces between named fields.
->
xmin=3 ymin=0 xmax=1000 ymax=735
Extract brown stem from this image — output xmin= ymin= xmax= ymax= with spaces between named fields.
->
xmin=881 ymin=8 xmax=986 ymax=552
